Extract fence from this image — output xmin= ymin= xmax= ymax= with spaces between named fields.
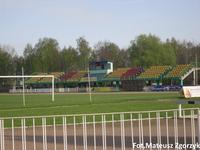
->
xmin=0 ymin=108 xmax=200 ymax=150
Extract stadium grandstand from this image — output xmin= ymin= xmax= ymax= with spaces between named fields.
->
xmin=121 ymin=67 xmax=145 ymax=91
xmin=104 ymin=68 xmax=130 ymax=81
xmin=60 ymin=71 xmax=77 ymax=82
xmin=166 ymin=64 xmax=193 ymax=79
xmin=21 ymin=61 xmax=200 ymax=92
xmin=121 ymin=67 xmax=144 ymax=80
xmin=137 ymin=65 xmax=171 ymax=80
xmin=38 ymin=72 xmax=64 ymax=83
xmin=25 ymin=73 xmax=48 ymax=84
xmin=67 ymin=71 xmax=87 ymax=83
xmin=165 ymin=64 xmax=195 ymax=87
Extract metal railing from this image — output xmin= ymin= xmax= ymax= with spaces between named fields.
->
xmin=0 ymin=108 xmax=200 ymax=150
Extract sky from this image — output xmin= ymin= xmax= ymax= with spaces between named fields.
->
xmin=0 ymin=0 xmax=200 ymax=55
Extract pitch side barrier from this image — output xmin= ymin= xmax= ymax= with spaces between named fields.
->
xmin=0 ymin=108 xmax=200 ymax=150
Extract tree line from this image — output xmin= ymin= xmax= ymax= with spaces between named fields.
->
xmin=0 ymin=34 xmax=200 ymax=75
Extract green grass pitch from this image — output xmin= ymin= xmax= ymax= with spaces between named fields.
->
xmin=0 ymin=92 xmax=199 ymax=118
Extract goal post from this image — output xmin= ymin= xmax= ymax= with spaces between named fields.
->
xmin=0 ymin=75 xmax=55 ymax=106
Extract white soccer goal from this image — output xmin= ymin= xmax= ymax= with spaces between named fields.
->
xmin=0 ymin=75 xmax=55 ymax=106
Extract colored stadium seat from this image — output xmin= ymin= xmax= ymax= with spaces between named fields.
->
xmin=137 ymin=66 xmax=171 ymax=80
xmin=25 ymin=73 xmax=48 ymax=84
xmin=39 ymin=72 xmax=64 ymax=83
xmin=166 ymin=64 xmax=193 ymax=78
xmin=67 ymin=71 xmax=87 ymax=82
xmin=121 ymin=67 xmax=144 ymax=79
xmin=105 ymin=68 xmax=130 ymax=80
xmin=60 ymin=71 xmax=77 ymax=82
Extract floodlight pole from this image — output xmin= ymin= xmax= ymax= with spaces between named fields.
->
xmin=22 ymin=67 xmax=26 ymax=106
xmin=87 ymin=67 xmax=92 ymax=103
